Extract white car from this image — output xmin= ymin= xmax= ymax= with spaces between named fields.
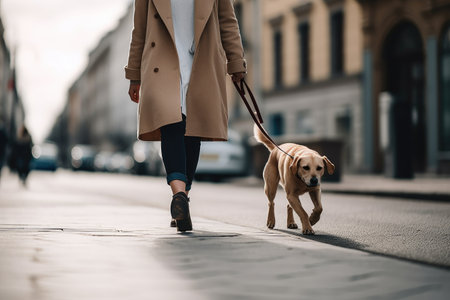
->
xmin=195 ymin=130 xmax=247 ymax=181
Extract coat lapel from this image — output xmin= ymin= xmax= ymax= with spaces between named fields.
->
xmin=194 ymin=0 xmax=215 ymax=48
xmin=153 ymin=0 xmax=215 ymax=49
xmin=152 ymin=0 xmax=175 ymax=44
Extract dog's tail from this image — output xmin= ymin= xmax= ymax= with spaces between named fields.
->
xmin=253 ymin=124 xmax=275 ymax=151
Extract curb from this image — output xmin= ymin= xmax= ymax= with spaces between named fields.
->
xmin=323 ymin=189 xmax=450 ymax=202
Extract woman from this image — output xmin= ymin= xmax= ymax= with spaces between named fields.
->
xmin=11 ymin=125 xmax=33 ymax=186
xmin=125 ymin=0 xmax=246 ymax=232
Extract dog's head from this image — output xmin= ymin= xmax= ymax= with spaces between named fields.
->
xmin=290 ymin=154 xmax=335 ymax=187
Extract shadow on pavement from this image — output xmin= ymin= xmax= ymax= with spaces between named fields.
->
xmin=153 ymin=230 xmax=349 ymax=300
xmin=151 ymin=229 xmax=450 ymax=300
xmin=275 ymin=229 xmax=367 ymax=250
xmin=275 ymin=229 xmax=450 ymax=270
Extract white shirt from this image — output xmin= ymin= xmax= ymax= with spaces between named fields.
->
xmin=170 ymin=0 xmax=195 ymax=116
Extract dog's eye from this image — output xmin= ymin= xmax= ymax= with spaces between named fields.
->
xmin=302 ymin=166 xmax=310 ymax=171
xmin=317 ymin=166 xmax=323 ymax=171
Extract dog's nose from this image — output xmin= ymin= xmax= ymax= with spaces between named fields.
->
xmin=310 ymin=177 xmax=318 ymax=186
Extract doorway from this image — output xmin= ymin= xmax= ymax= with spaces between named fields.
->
xmin=382 ymin=21 xmax=426 ymax=178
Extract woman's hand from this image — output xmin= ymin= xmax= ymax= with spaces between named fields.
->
xmin=231 ymin=72 xmax=245 ymax=83
xmin=128 ymin=81 xmax=141 ymax=103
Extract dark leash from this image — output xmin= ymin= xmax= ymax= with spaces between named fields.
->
xmin=233 ymin=79 xmax=294 ymax=160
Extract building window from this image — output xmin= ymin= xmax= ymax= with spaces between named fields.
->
xmin=298 ymin=22 xmax=310 ymax=82
xmin=296 ymin=111 xmax=314 ymax=135
xmin=270 ymin=113 xmax=284 ymax=136
xmin=440 ymin=24 xmax=450 ymax=151
xmin=330 ymin=10 xmax=344 ymax=76
xmin=273 ymin=30 xmax=283 ymax=89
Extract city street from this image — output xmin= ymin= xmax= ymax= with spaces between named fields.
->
xmin=0 ymin=170 xmax=449 ymax=299
xmin=2 ymin=0 xmax=450 ymax=299
xmin=4 ymin=170 xmax=447 ymax=267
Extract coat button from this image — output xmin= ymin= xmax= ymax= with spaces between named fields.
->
xmin=151 ymin=42 xmax=156 ymax=47
xmin=243 ymin=62 xmax=247 ymax=68
xmin=154 ymin=67 xmax=159 ymax=73
xmin=154 ymin=13 xmax=159 ymax=19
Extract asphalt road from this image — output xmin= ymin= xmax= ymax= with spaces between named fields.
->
xmin=188 ymin=179 xmax=450 ymax=269
xmin=3 ymin=170 xmax=449 ymax=268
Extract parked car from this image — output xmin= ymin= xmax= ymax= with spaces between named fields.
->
xmin=195 ymin=130 xmax=247 ymax=181
xmin=131 ymin=140 xmax=164 ymax=176
xmin=71 ymin=145 xmax=97 ymax=171
xmin=31 ymin=142 xmax=58 ymax=171
xmin=108 ymin=152 xmax=134 ymax=173
xmin=94 ymin=151 xmax=114 ymax=172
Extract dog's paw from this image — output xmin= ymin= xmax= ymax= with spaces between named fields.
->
xmin=302 ymin=228 xmax=315 ymax=235
xmin=267 ymin=220 xmax=275 ymax=229
xmin=309 ymin=213 xmax=320 ymax=226
xmin=287 ymin=223 xmax=298 ymax=229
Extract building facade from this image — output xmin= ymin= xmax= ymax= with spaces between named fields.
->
xmin=61 ymin=4 xmax=137 ymax=154
xmin=359 ymin=0 xmax=450 ymax=176
xmin=1 ymin=7 xmax=25 ymax=148
xmin=231 ymin=0 xmax=450 ymax=176
xmin=0 ymin=8 xmax=11 ymax=131
xmin=231 ymin=0 xmax=364 ymax=173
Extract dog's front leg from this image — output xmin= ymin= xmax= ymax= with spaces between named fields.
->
xmin=309 ymin=189 xmax=323 ymax=226
xmin=267 ymin=201 xmax=275 ymax=229
xmin=286 ymin=194 xmax=314 ymax=235
xmin=287 ymin=205 xmax=298 ymax=229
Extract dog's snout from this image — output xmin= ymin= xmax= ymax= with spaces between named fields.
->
xmin=310 ymin=177 xmax=318 ymax=186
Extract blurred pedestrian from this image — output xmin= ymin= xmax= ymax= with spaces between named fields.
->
xmin=125 ymin=0 xmax=246 ymax=231
xmin=11 ymin=125 xmax=33 ymax=186
xmin=0 ymin=122 xmax=8 ymax=183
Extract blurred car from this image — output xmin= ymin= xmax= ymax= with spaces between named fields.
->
xmin=71 ymin=144 xmax=97 ymax=171
xmin=31 ymin=142 xmax=58 ymax=171
xmin=94 ymin=151 xmax=114 ymax=172
xmin=195 ymin=130 xmax=247 ymax=181
xmin=107 ymin=152 xmax=134 ymax=173
xmin=131 ymin=140 xmax=164 ymax=176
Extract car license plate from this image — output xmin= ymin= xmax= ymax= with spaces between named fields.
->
xmin=200 ymin=154 xmax=219 ymax=161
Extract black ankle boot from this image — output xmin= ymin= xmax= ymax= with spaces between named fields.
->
xmin=170 ymin=192 xmax=192 ymax=232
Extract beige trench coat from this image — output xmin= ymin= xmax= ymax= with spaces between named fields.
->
xmin=125 ymin=0 xmax=247 ymax=141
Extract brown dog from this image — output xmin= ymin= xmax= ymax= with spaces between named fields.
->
xmin=254 ymin=125 xmax=335 ymax=235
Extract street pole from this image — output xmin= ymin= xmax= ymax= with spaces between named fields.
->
xmin=252 ymin=0 xmax=262 ymax=106
xmin=249 ymin=0 xmax=263 ymax=177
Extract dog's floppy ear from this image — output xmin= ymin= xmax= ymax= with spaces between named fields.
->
xmin=289 ymin=156 xmax=301 ymax=176
xmin=323 ymin=156 xmax=335 ymax=175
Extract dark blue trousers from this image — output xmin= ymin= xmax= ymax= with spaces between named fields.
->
xmin=160 ymin=115 xmax=201 ymax=191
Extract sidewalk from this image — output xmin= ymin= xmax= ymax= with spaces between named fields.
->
xmin=322 ymin=174 xmax=450 ymax=201
xmin=230 ymin=174 xmax=450 ymax=201
xmin=0 ymin=175 xmax=449 ymax=300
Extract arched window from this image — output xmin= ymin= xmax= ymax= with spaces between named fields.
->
xmin=440 ymin=24 xmax=450 ymax=151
